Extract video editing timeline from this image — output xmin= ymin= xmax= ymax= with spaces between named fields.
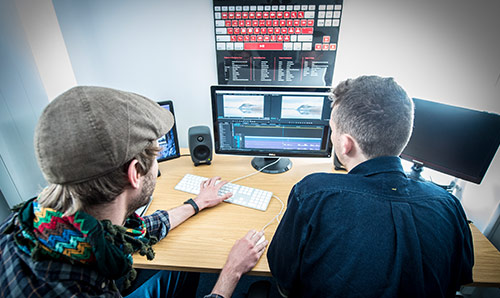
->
xmin=213 ymin=0 xmax=343 ymax=86
xmin=214 ymin=90 xmax=331 ymax=154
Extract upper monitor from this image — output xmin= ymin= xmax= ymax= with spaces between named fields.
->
xmin=211 ymin=85 xmax=333 ymax=173
xmin=401 ymin=98 xmax=500 ymax=184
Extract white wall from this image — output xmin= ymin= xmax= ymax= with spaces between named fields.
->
xmin=52 ymin=0 xmax=218 ymax=146
xmin=16 ymin=0 xmax=77 ymax=100
xmin=332 ymin=0 xmax=500 ymax=232
xmin=5 ymin=0 xmax=499 ymax=233
xmin=0 ymin=0 xmax=51 ymax=209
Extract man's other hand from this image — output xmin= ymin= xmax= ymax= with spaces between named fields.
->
xmin=210 ymin=230 xmax=269 ymax=297
xmin=224 ymin=230 xmax=268 ymax=277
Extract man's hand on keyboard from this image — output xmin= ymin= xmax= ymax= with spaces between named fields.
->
xmin=194 ymin=177 xmax=233 ymax=210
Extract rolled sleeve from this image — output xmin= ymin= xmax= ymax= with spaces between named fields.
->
xmin=143 ymin=210 xmax=170 ymax=241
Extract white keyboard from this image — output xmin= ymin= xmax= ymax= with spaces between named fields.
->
xmin=174 ymin=174 xmax=272 ymax=211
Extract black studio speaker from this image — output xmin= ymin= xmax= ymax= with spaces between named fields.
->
xmin=188 ymin=126 xmax=213 ymax=166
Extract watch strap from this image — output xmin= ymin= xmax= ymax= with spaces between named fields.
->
xmin=183 ymin=198 xmax=199 ymax=215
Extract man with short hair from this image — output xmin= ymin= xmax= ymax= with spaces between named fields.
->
xmin=267 ymin=76 xmax=474 ymax=297
xmin=0 ymin=86 xmax=267 ymax=297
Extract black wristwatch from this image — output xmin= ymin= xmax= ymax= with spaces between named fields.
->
xmin=183 ymin=198 xmax=199 ymax=215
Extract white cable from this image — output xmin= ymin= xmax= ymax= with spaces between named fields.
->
xmin=229 ymin=157 xmax=282 ymax=183
xmin=261 ymin=194 xmax=285 ymax=232
xmin=224 ymin=158 xmax=285 ymax=232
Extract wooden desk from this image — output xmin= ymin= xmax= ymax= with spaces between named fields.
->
xmin=133 ymin=151 xmax=336 ymax=275
xmin=469 ymin=224 xmax=500 ymax=287
xmin=133 ymin=151 xmax=500 ymax=286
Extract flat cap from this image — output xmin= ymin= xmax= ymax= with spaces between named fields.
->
xmin=34 ymin=86 xmax=174 ymax=184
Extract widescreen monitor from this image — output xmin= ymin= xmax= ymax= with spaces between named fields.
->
xmin=401 ymin=98 xmax=500 ymax=184
xmin=211 ymin=85 xmax=333 ymax=173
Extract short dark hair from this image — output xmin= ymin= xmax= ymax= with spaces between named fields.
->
xmin=331 ymin=75 xmax=414 ymax=158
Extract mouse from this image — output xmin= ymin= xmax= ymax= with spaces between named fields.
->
xmin=256 ymin=234 xmax=266 ymax=246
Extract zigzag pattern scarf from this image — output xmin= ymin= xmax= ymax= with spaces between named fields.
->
xmin=13 ymin=198 xmax=158 ymax=288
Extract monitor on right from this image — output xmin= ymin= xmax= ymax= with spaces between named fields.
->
xmin=400 ymin=98 xmax=500 ymax=184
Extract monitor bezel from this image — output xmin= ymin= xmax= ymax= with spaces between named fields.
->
xmin=156 ymin=100 xmax=181 ymax=162
xmin=210 ymin=85 xmax=333 ymax=159
xmin=400 ymin=98 xmax=500 ymax=184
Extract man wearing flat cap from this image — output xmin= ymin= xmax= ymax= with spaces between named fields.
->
xmin=0 ymin=86 xmax=267 ymax=297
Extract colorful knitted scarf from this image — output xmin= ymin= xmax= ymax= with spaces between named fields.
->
xmin=11 ymin=198 xmax=158 ymax=288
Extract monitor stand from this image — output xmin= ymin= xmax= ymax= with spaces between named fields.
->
xmin=407 ymin=162 xmax=426 ymax=182
xmin=251 ymin=157 xmax=292 ymax=174
xmin=407 ymin=162 xmax=460 ymax=193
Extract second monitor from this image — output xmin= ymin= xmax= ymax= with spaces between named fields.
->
xmin=211 ymin=85 xmax=333 ymax=173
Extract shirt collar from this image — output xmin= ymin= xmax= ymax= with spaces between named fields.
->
xmin=348 ymin=156 xmax=406 ymax=177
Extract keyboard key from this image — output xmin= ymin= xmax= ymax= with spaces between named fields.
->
xmin=297 ymin=35 xmax=313 ymax=42
xmin=216 ymin=27 xmax=227 ymax=34
xmin=216 ymin=35 xmax=231 ymax=42
xmin=305 ymin=11 xmax=315 ymax=18
xmin=217 ymin=43 xmax=226 ymax=50
xmin=244 ymin=43 xmax=284 ymax=50
xmin=234 ymin=42 xmax=244 ymax=50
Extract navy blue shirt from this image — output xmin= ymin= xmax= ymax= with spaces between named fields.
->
xmin=267 ymin=156 xmax=473 ymax=298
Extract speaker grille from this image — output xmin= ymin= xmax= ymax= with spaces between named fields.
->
xmin=193 ymin=145 xmax=210 ymax=161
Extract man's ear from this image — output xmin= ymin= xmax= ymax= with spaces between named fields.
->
xmin=340 ymin=133 xmax=356 ymax=156
xmin=127 ymin=160 xmax=141 ymax=189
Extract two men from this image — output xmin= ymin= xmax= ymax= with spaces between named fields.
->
xmin=0 ymin=75 xmax=474 ymax=297
xmin=268 ymin=76 xmax=474 ymax=297
xmin=0 ymin=86 xmax=267 ymax=297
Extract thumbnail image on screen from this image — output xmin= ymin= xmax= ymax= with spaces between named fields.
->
xmin=281 ymin=96 xmax=324 ymax=119
xmin=223 ymin=95 xmax=264 ymax=118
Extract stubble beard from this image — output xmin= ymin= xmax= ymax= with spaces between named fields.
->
xmin=126 ymin=170 xmax=156 ymax=218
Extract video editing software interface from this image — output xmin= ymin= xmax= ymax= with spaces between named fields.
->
xmin=212 ymin=87 xmax=332 ymax=157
